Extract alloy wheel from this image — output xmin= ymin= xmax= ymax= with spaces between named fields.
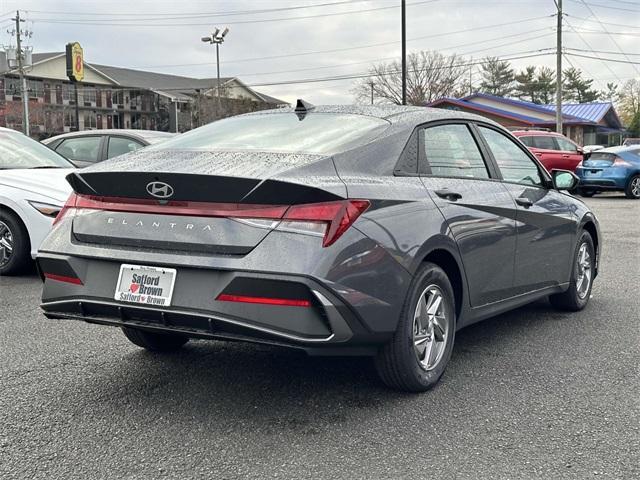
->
xmin=412 ymin=285 xmax=449 ymax=371
xmin=631 ymin=177 xmax=640 ymax=198
xmin=0 ymin=221 xmax=14 ymax=267
xmin=576 ymin=243 xmax=592 ymax=299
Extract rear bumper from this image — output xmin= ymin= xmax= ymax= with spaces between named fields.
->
xmin=576 ymin=167 xmax=629 ymax=190
xmin=38 ymin=253 xmax=391 ymax=355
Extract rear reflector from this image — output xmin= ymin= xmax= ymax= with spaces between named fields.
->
xmin=53 ymin=193 xmax=370 ymax=248
xmin=44 ymin=272 xmax=83 ymax=285
xmin=216 ymin=293 xmax=311 ymax=307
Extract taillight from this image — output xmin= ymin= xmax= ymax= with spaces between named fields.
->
xmin=278 ymin=200 xmax=370 ymax=247
xmin=216 ymin=293 xmax=311 ymax=307
xmin=52 ymin=193 xmax=78 ymax=226
xmin=613 ymin=157 xmax=632 ymax=167
xmin=52 ymin=193 xmax=369 ymax=248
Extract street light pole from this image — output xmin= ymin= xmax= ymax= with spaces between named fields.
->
xmin=555 ymin=0 xmax=563 ymax=134
xmin=201 ymin=27 xmax=229 ymax=119
xmin=216 ymin=42 xmax=221 ymax=107
xmin=401 ymin=0 xmax=407 ymax=105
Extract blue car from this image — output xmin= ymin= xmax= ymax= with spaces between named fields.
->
xmin=576 ymin=145 xmax=640 ymax=199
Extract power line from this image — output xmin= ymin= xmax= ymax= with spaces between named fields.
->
xmin=27 ymin=0 xmax=442 ymax=27
xmin=242 ymin=52 xmax=557 ymax=88
xmin=237 ymin=32 xmax=555 ymax=79
xmin=6 ymin=51 xmax=557 ymax=92
xmin=579 ymin=0 xmax=640 ymax=76
xmin=564 ymin=47 xmax=640 ymax=57
xmin=566 ymin=0 xmax=640 ymax=13
xmin=566 ymin=52 xmax=640 ymax=65
xmin=128 ymin=15 xmax=552 ymax=69
xmin=564 ymin=19 xmax=623 ymax=84
xmin=567 ymin=27 xmax=640 ymax=37
xmin=567 ymin=14 xmax=640 ymax=30
xmin=21 ymin=0 xmax=365 ymax=18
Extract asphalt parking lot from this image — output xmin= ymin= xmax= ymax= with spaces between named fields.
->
xmin=1 ymin=194 xmax=638 ymax=480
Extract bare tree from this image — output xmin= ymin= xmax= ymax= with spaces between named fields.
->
xmin=353 ymin=51 xmax=469 ymax=105
xmin=618 ymin=78 xmax=640 ymax=126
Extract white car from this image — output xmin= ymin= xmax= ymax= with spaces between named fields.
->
xmin=582 ymin=145 xmax=605 ymax=154
xmin=0 ymin=127 xmax=75 ymax=275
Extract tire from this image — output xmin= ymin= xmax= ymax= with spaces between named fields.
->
xmin=122 ymin=327 xmax=188 ymax=352
xmin=578 ymin=188 xmax=596 ymax=198
xmin=624 ymin=174 xmax=640 ymax=199
xmin=0 ymin=209 xmax=31 ymax=276
xmin=375 ymin=262 xmax=456 ymax=392
xmin=549 ymin=230 xmax=595 ymax=311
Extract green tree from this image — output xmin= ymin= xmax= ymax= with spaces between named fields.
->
xmin=628 ymin=110 xmax=640 ymax=137
xmin=479 ymin=57 xmax=515 ymax=97
xmin=535 ymin=67 xmax=556 ymax=104
xmin=562 ymin=67 xmax=600 ymax=103
xmin=602 ymin=82 xmax=618 ymax=103
xmin=514 ymin=66 xmax=537 ymax=103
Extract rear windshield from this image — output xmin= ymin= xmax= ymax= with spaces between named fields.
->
xmin=587 ymin=152 xmax=616 ymax=162
xmin=149 ymin=113 xmax=390 ymax=155
xmin=0 ymin=131 xmax=74 ymax=169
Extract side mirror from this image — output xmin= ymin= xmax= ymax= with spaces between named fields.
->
xmin=551 ymin=169 xmax=579 ymax=191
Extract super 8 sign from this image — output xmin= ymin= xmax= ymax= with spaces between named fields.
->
xmin=65 ymin=42 xmax=84 ymax=82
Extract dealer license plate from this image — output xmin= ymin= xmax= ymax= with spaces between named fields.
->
xmin=114 ymin=264 xmax=177 ymax=306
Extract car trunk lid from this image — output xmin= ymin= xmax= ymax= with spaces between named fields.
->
xmin=63 ymin=150 xmax=351 ymax=255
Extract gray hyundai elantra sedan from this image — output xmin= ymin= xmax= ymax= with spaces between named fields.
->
xmin=38 ymin=103 xmax=600 ymax=392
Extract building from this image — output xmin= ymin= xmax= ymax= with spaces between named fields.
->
xmin=429 ymin=93 xmax=624 ymax=146
xmin=0 ymin=51 xmax=288 ymax=138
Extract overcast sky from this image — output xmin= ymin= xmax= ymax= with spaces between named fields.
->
xmin=1 ymin=0 xmax=638 ymax=104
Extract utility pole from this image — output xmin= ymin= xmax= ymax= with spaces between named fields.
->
xmin=555 ymin=0 xmax=563 ymax=134
xmin=369 ymin=81 xmax=374 ymax=105
xmin=401 ymin=0 xmax=407 ymax=105
xmin=12 ymin=10 xmax=29 ymax=136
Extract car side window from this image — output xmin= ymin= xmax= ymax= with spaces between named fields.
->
xmin=55 ymin=137 xmax=102 ymax=163
xmin=555 ymin=137 xmax=578 ymax=153
xmin=519 ymin=136 xmax=534 ymax=147
xmin=478 ymin=126 xmax=544 ymax=187
xmin=107 ymin=136 xmax=145 ymax=159
xmin=421 ymin=124 xmax=489 ymax=179
xmin=532 ymin=135 xmax=557 ymax=150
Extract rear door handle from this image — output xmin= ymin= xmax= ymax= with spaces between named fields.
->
xmin=515 ymin=197 xmax=533 ymax=208
xmin=562 ymin=154 xmax=570 ymax=158
xmin=535 ymin=152 xmax=543 ymax=157
xmin=434 ymin=189 xmax=462 ymax=201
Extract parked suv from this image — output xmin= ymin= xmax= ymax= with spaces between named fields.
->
xmin=513 ymin=130 xmax=584 ymax=172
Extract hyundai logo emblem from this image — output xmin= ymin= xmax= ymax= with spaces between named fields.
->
xmin=146 ymin=181 xmax=174 ymax=199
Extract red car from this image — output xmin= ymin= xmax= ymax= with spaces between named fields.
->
xmin=512 ymin=130 xmax=584 ymax=172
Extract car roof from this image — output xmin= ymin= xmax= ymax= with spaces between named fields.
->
xmin=242 ymin=104 xmax=503 ymax=127
xmin=511 ymin=130 xmax=562 ymax=137
xmin=597 ymin=145 xmax=640 ymax=154
xmin=43 ymin=129 xmax=175 ymax=144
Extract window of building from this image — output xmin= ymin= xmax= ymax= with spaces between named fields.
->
xmin=5 ymin=77 xmax=21 ymax=97
xmin=63 ymin=110 xmax=76 ymax=128
xmin=479 ymin=126 xmax=543 ymax=186
xmin=421 ymin=124 xmax=490 ymax=179
xmin=83 ymin=87 xmax=96 ymax=104
xmin=28 ymin=80 xmax=43 ymax=98
xmin=83 ymin=111 xmax=97 ymax=129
